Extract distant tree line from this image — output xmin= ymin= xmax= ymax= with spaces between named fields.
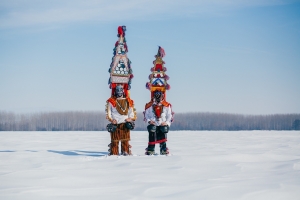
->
xmin=0 ymin=111 xmax=300 ymax=131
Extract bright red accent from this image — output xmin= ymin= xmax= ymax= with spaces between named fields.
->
xmin=107 ymin=98 xmax=116 ymax=107
xmin=154 ymin=105 xmax=162 ymax=118
xmin=148 ymin=139 xmax=167 ymax=145
xmin=126 ymin=97 xmax=134 ymax=107
xmin=118 ymin=26 xmax=123 ymax=36
xmin=155 ymin=64 xmax=163 ymax=71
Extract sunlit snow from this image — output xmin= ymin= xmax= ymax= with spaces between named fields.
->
xmin=1 ymin=131 xmax=300 ymax=199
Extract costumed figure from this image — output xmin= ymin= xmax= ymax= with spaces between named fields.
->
xmin=105 ymin=26 xmax=137 ymax=156
xmin=144 ymin=46 xmax=174 ymax=155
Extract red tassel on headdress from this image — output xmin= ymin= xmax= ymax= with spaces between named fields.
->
xmin=118 ymin=26 xmax=123 ymax=37
xmin=159 ymin=46 xmax=166 ymax=58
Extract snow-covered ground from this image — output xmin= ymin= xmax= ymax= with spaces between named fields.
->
xmin=0 ymin=131 xmax=300 ymax=200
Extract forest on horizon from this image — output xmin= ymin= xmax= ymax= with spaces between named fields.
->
xmin=1 ymin=111 xmax=300 ymax=131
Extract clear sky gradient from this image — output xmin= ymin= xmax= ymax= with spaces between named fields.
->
xmin=0 ymin=0 xmax=300 ymax=114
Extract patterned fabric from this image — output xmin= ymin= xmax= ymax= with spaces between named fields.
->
xmin=109 ymin=140 xmax=131 ymax=155
xmin=145 ymin=46 xmax=170 ymax=97
xmin=106 ymin=26 xmax=135 ymax=156
xmin=108 ymin=27 xmax=134 ymax=94
xmin=144 ymin=102 xmax=172 ymax=127
xmin=121 ymin=140 xmax=131 ymax=155
xmin=105 ymin=97 xmax=136 ymax=124
xmin=109 ymin=123 xmax=131 ymax=155
xmin=116 ymin=98 xmax=129 ymax=115
xmin=110 ymin=123 xmax=130 ymax=141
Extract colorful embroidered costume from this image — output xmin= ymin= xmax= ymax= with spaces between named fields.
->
xmin=105 ymin=26 xmax=136 ymax=156
xmin=106 ymin=94 xmax=136 ymax=155
xmin=144 ymin=47 xmax=174 ymax=155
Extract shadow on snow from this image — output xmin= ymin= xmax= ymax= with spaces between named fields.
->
xmin=47 ymin=150 xmax=108 ymax=157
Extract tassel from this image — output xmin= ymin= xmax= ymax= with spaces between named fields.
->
xmin=164 ymin=75 xmax=169 ymax=80
xmin=163 ymin=67 xmax=167 ymax=72
xmin=166 ymin=84 xmax=170 ymax=90
xmin=130 ymin=74 xmax=134 ymax=79
xmin=146 ymin=82 xmax=151 ymax=90
xmin=171 ymin=112 xmax=175 ymax=122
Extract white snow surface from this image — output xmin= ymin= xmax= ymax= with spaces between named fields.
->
xmin=1 ymin=131 xmax=300 ymax=200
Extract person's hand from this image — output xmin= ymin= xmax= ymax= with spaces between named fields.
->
xmin=112 ymin=119 xmax=117 ymax=124
xmin=149 ymin=121 xmax=155 ymax=125
xmin=125 ymin=118 xmax=132 ymax=122
xmin=161 ymin=122 xmax=168 ymax=126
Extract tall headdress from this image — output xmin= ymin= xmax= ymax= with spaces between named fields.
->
xmin=108 ymin=26 xmax=134 ymax=97
xmin=145 ymin=46 xmax=170 ymax=100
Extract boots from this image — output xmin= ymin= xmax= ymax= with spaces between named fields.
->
xmin=160 ymin=142 xmax=169 ymax=155
xmin=145 ymin=144 xmax=155 ymax=155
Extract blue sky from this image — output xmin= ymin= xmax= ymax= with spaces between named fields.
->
xmin=0 ymin=0 xmax=300 ymax=114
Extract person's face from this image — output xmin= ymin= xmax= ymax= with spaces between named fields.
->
xmin=154 ymin=91 xmax=162 ymax=103
xmin=115 ymin=86 xmax=124 ymax=98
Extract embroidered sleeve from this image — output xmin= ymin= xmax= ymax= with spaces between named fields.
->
xmin=145 ymin=106 xmax=154 ymax=124
xmin=165 ymin=105 xmax=172 ymax=127
xmin=128 ymin=102 xmax=137 ymax=121
xmin=105 ymin=101 xmax=113 ymax=122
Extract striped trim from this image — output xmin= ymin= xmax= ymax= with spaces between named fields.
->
xmin=148 ymin=139 xmax=167 ymax=145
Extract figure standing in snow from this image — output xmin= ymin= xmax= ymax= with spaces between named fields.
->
xmin=145 ymin=90 xmax=172 ymax=155
xmin=144 ymin=46 xmax=174 ymax=155
xmin=106 ymin=85 xmax=136 ymax=155
xmin=105 ymin=26 xmax=136 ymax=156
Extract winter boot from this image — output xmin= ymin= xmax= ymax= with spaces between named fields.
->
xmin=160 ymin=142 xmax=169 ymax=155
xmin=145 ymin=147 xmax=155 ymax=155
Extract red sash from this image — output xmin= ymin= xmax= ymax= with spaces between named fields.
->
xmin=153 ymin=105 xmax=163 ymax=118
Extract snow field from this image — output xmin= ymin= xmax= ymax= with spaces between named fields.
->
xmin=0 ymin=131 xmax=300 ymax=200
